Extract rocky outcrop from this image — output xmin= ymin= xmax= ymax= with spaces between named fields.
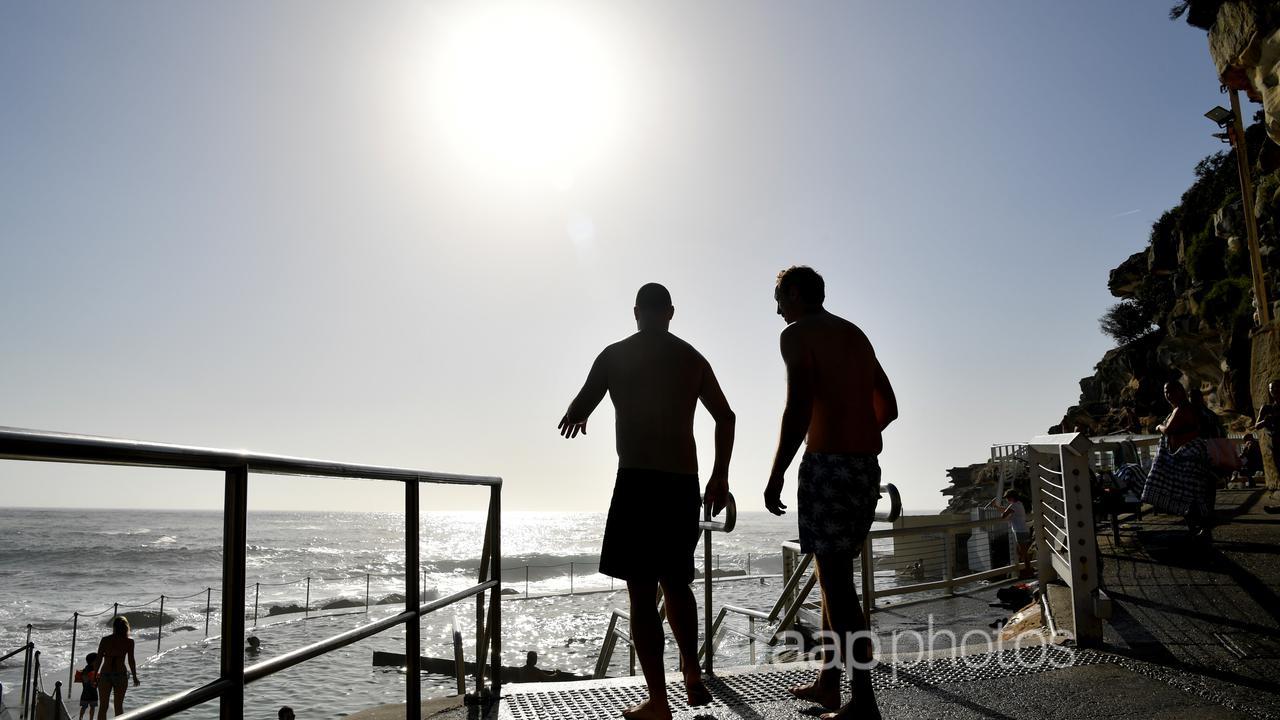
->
xmin=1109 ymin=251 xmax=1147 ymax=297
xmin=940 ymin=460 xmax=1029 ymax=514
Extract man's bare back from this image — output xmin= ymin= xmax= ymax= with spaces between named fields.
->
xmin=782 ymin=313 xmax=892 ymax=455
xmin=600 ymin=332 xmax=707 ymax=474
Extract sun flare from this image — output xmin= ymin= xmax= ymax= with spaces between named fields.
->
xmin=431 ymin=6 xmax=623 ymax=185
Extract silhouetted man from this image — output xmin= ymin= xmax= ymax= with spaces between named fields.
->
xmin=559 ymin=282 xmax=734 ymax=720
xmin=764 ymin=266 xmax=896 ymax=720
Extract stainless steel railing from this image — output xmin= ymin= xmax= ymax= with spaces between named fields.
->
xmin=1028 ymin=432 xmax=1108 ymax=647
xmin=0 ymin=426 xmax=503 ymax=720
xmin=700 ymin=487 xmax=1039 ymax=666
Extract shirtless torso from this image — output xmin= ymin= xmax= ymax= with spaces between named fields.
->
xmin=780 ymin=312 xmax=893 ymax=455
xmin=600 ymin=331 xmax=706 ymax=473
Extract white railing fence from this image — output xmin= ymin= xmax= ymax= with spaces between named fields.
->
xmin=1027 ymin=432 xmax=1108 ymax=647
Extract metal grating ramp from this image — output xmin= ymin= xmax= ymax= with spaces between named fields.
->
xmin=504 ymin=647 xmax=1115 ymax=719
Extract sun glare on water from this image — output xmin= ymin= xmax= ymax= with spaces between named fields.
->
xmin=429 ymin=5 xmax=624 ymax=187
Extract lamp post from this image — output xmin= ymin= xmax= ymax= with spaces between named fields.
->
xmin=1207 ymin=92 xmax=1272 ymax=325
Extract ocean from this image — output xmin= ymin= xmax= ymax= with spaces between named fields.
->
xmin=0 ymin=508 xmax=909 ymax=719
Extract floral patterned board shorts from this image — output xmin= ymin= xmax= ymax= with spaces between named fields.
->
xmin=797 ymin=452 xmax=881 ymax=556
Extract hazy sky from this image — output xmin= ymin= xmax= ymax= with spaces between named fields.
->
xmin=1 ymin=1 xmax=1229 ymax=513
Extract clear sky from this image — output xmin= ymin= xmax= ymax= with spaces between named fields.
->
xmin=0 ymin=1 xmax=1230 ymax=513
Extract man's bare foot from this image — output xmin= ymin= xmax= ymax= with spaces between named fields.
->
xmin=684 ymin=677 xmax=713 ymax=707
xmin=787 ymin=679 xmax=841 ymax=710
xmin=819 ymin=700 xmax=882 ymax=720
xmin=621 ymin=698 xmax=672 ymax=720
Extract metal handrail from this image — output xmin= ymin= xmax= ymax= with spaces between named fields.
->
xmin=700 ymin=507 xmax=1022 ymax=666
xmin=0 ymin=642 xmax=31 ymax=664
xmin=0 ymin=426 xmax=499 ymax=485
xmin=0 ymin=427 xmax=502 ymax=720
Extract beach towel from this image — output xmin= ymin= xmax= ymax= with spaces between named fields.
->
xmin=1141 ymin=437 xmax=1213 ymax=518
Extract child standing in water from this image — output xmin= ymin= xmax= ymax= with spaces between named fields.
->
xmin=76 ymin=653 xmax=98 ymax=720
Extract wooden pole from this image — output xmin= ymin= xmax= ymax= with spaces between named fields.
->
xmin=1230 ymin=88 xmax=1272 ymax=325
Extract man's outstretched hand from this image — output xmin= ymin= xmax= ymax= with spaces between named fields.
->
xmin=764 ymin=474 xmax=787 ymax=516
xmin=704 ymin=473 xmax=729 ymax=516
xmin=558 ymin=415 xmax=588 ymax=438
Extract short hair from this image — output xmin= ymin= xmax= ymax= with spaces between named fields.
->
xmin=278 ymin=707 xmax=294 ymax=720
xmin=776 ymin=266 xmax=824 ymax=304
xmin=635 ymin=283 xmax=672 ymax=311
xmin=86 ymin=652 xmax=98 ymax=666
xmin=112 ymin=616 xmax=130 ymax=637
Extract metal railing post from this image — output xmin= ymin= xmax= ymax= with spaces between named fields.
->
xmin=703 ymin=517 xmax=713 ymax=673
xmin=860 ymin=538 xmax=874 ymax=625
xmin=944 ymin=529 xmax=957 ymax=595
xmin=157 ymin=595 xmax=165 ymax=654
xmin=68 ymin=613 xmax=78 ymax=694
xmin=205 ymin=588 xmax=212 ymax=638
xmin=1061 ymin=440 xmax=1103 ymax=647
xmin=747 ymin=553 xmax=751 ymax=576
xmin=305 ymin=577 xmax=311 ymax=619
xmin=524 ymin=566 xmax=529 ymax=599
xmin=219 ymin=465 xmax=249 ymax=720
xmin=404 ymin=476 xmax=419 ymax=717
xmin=365 ymin=573 xmax=371 ymax=614
xmin=1027 ymin=446 xmax=1056 ymax=586
xmin=19 ymin=641 xmax=31 ymax=720
xmin=253 ymin=583 xmax=260 ymax=626
xmin=453 ymin=628 xmax=466 ymax=696
xmin=474 ymin=535 xmax=488 ymax=696
xmin=405 ymin=479 xmax=421 ymax=720
xmin=569 ymin=562 xmax=575 ymax=595
xmin=27 ymin=650 xmax=40 ymax=720
xmin=52 ymin=681 xmax=62 ymax=719
xmin=490 ymin=483 xmax=502 ymax=700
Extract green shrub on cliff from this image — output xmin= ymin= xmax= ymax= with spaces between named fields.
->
xmin=1202 ymin=278 xmax=1251 ymax=328
xmin=1225 ymin=243 xmax=1251 ymax=278
xmin=1100 ymin=300 xmax=1155 ymax=344
xmin=1186 ymin=222 xmax=1226 ymax=285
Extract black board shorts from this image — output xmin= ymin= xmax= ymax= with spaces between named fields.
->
xmin=599 ymin=468 xmax=701 ymax=584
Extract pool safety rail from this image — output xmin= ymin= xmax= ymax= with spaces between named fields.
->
xmin=1028 ymin=433 xmax=1110 ymax=647
xmin=703 ymin=511 xmax=1019 ymax=665
xmin=0 ymin=426 xmax=503 ymax=720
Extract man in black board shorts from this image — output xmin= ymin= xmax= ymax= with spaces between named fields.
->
xmin=764 ymin=266 xmax=897 ymax=720
xmin=559 ymin=282 xmax=735 ymax=720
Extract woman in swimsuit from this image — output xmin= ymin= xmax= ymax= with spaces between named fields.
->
xmin=94 ymin=615 xmax=139 ymax=718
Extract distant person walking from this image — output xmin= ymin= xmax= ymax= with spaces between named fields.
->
xmin=94 ymin=616 xmax=138 ymax=718
xmin=763 ymin=266 xmax=896 ymax=720
xmin=558 ymin=282 xmax=734 ymax=720
xmin=991 ymin=490 xmax=1033 ymax=577
xmin=1142 ymin=380 xmax=1215 ymax=538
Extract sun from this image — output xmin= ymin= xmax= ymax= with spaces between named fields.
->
xmin=430 ymin=5 xmax=623 ymax=186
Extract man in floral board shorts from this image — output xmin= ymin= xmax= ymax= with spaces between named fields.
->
xmin=764 ymin=266 xmax=897 ymax=720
